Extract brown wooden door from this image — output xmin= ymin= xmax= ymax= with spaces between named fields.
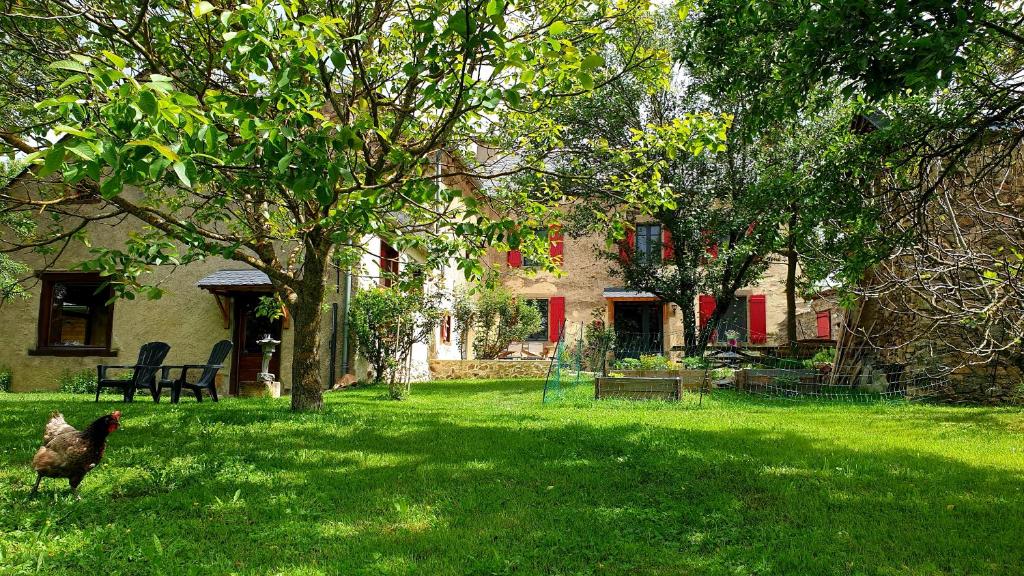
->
xmin=231 ymin=295 xmax=282 ymax=394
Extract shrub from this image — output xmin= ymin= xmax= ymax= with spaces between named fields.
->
xmin=58 ymin=369 xmax=99 ymax=394
xmin=582 ymin=314 xmax=616 ymax=371
xmin=350 ymin=286 xmax=443 ymax=399
xmin=612 ymin=357 xmax=641 ymax=370
xmin=471 ymin=287 xmax=542 ymax=359
xmin=0 ymin=364 xmax=11 ymax=392
xmin=638 ymin=354 xmax=676 ymax=371
xmin=804 ymin=347 xmax=837 ymax=368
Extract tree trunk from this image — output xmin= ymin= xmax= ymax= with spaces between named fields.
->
xmin=785 ymin=212 xmax=799 ymax=354
xmin=680 ymin=297 xmax=698 ymax=357
xmin=288 ymin=254 xmax=328 ymax=412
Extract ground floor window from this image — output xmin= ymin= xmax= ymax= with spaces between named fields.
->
xmin=525 ymin=298 xmax=549 ymax=341
xmin=440 ymin=312 xmax=452 ymax=344
xmin=34 ymin=273 xmax=114 ymax=355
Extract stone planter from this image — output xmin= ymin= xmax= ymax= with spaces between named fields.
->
xmin=239 ymin=378 xmax=281 ymax=398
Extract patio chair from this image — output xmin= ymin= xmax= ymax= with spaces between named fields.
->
xmin=96 ymin=342 xmax=171 ymax=402
xmin=156 ymin=340 xmax=233 ymax=403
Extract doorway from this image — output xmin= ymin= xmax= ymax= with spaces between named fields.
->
xmin=231 ymin=295 xmax=283 ymax=395
xmin=612 ymin=301 xmax=664 ymax=359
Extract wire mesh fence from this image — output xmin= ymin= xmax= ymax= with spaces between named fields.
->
xmin=542 ymin=322 xmax=954 ymax=403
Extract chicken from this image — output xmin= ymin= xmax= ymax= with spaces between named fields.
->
xmin=30 ymin=411 xmax=121 ymax=498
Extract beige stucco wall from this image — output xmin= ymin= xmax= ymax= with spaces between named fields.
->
xmin=0 ymin=182 xmax=308 ymax=392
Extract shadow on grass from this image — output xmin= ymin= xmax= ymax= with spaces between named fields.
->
xmin=0 ymin=388 xmax=1021 ymax=575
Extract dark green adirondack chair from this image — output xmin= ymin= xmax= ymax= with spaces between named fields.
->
xmin=96 ymin=342 xmax=171 ymax=402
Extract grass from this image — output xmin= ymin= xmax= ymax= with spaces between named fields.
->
xmin=1 ymin=380 xmax=1023 ymax=575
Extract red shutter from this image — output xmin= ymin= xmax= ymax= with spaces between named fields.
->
xmin=816 ymin=310 xmax=831 ymax=339
xmin=549 ymin=225 xmax=564 ymax=264
xmin=698 ymin=295 xmax=716 ymax=329
xmin=618 ymin=228 xmax=636 ymax=263
xmin=662 ymin=228 xmax=674 ymax=261
xmin=548 ymin=296 xmax=565 ymax=342
xmin=507 ymin=249 xmax=522 ymax=268
xmin=749 ymin=294 xmax=767 ymax=344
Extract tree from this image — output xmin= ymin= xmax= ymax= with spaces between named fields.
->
xmin=349 ymin=285 xmax=443 ymax=399
xmin=679 ymin=0 xmax=1024 ymax=365
xmin=470 ymin=286 xmax=541 ymax=359
xmin=0 ymin=0 xmax=657 ymax=410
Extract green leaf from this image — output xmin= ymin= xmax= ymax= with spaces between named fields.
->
xmin=486 ymin=0 xmax=504 ymax=17
xmin=49 ymin=60 xmax=88 ymax=73
xmin=581 ymin=53 xmax=605 ymax=71
xmin=549 ymin=20 xmax=568 ymax=36
xmin=126 ymin=139 xmax=180 ymax=161
xmin=578 ymin=71 xmax=595 ymax=90
xmin=138 ymin=91 xmax=159 ymax=116
xmin=39 ymin=147 xmax=65 ymax=178
xmin=67 ymin=142 xmax=96 ymax=161
xmin=329 ymin=50 xmax=347 ymax=71
xmin=172 ymin=161 xmax=191 ymax=187
xmin=102 ymin=50 xmax=126 ymax=69
xmin=193 ymin=1 xmax=216 ymax=17
xmin=58 ymin=74 xmax=88 ymax=89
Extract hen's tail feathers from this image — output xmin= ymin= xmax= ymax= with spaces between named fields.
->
xmin=43 ymin=412 xmax=76 ymax=444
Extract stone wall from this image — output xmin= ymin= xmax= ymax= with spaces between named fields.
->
xmin=429 ymin=359 xmax=550 ymax=380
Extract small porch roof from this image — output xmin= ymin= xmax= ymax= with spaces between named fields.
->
xmin=603 ymin=287 xmax=657 ymax=299
xmin=197 ymin=269 xmax=274 ymax=293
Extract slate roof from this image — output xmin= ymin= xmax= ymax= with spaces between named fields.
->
xmin=197 ymin=269 xmax=273 ymax=290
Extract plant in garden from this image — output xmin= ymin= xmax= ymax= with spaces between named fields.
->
xmin=349 ymin=286 xmax=443 ymax=399
xmin=57 ymin=369 xmax=98 ymax=394
xmin=452 ymin=287 xmax=476 ymax=360
xmin=471 ymin=287 xmax=541 ymax=359
xmin=0 ymin=364 xmax=11 ymax=392
xmin=0 ymin=0 xmax=658 ymax=411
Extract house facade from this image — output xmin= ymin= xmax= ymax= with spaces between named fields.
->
xmin=489 ymin=223 xmax=811 ymax=360
xmin=0 ymin=167 xmax=470 ymax=393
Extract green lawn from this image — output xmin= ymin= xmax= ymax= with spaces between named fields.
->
xmin=1 ymin=380 xmax=1022 ymax=575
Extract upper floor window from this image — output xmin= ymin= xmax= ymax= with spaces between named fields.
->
xmin=34 ymin=273 xmax=114 ymax=355
xmin=522 ymin=228 xmax=548 ymax=268
xmin=635 ymin=223 xmax=662 ymax=259
xmin=380 ymin=240 xmax=399 ymax=288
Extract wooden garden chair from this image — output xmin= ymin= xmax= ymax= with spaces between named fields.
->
xmin=156 ymin=340 xmax=233 ymax=403
xmin=96 ymin=341 xmax=171 ymax=402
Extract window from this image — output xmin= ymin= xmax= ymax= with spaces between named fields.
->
xmin=34 ymin=273 xmax=114 ymax=355
xmin=522 ymin=228 xmax=548 ymax=268
xmin=635 ymin=223 xmax=662 ymax=259
xmin=717 ymin=296 xmax=748 ymax=343
xmin=525 ymin=298 xmax=549 ymax=341
xmin=379 ymin=240 xmax=399 ymax=288
xmin=440 ymin=313 xmax=452 ymax=344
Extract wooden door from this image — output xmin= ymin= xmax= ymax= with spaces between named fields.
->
xmin=231 ymin=295 xmax=282 ymax=394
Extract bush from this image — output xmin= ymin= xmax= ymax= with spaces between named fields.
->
xmin=804 ymin=347 xmax=837 ymax=368
xmin=471 ymin=287 xmax=542 ymax=359
xmin=0 ymin=365 xmax=11 ymax=392
xmin=58 ymin=369 xmax=99 ymax=394
xmin=350 ymin=286 xmax=443 ymax=399
xmin=639 ymin=354 xmax=676 ymax=371
xmin=612 ymin=357 xmax=641 ymax=370
xmin=680 ymin=356 xmax=709 ymax=369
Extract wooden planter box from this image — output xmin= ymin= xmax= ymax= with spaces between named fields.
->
xmin=611 ymin=369 xmax=709 ymax=390
xmin=595 ymin=376 xmax=682 ymax=401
